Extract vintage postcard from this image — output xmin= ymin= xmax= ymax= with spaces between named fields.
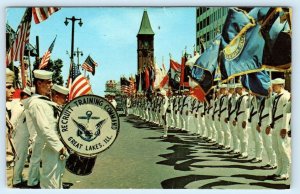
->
xmin=5 ymin=7 xmax=291 ymax=189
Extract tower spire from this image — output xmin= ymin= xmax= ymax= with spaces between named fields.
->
xmin=137 ymin=10 xmax=155 ymax=36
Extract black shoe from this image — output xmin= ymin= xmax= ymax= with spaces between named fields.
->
xmin=262 ymin=164 xmax=277 ymax=169
xmin=62 ymin=182 xmax=73 ymax=189
xmin=250 ymin=158 xmax=262 ymax=163
xmin=273 ymin=175 xmax=289 ymax=181
xmin=266 ymin=174 xmax=278 ymax=179
xmin=13 ymin=181 xmax=27 ymax=188
xmin=228 ymin=150 xmax=235 ymax=154
xmin=27 ymin=183 xmax=40 ymax=189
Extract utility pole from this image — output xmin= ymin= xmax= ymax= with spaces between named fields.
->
xmin=74 ymin=47 xmax=84 ymax=68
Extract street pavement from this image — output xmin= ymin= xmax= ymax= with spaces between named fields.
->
xmin=61 ymin=114 xmax=290 ymax=189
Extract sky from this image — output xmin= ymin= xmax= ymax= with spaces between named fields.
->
xmin=6 ymin=7 xmax=196 ymax=96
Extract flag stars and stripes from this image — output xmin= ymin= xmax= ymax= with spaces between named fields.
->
xmin=6 ymin=8 xmax=32 ymax=66
xmin=39 ymin=36 xmax=57 ymax=69
xmin=32 ymin=7 xmax=60 ymax=24
xmin=82 ymin=55 xmax=99 ymax=75
xmin=68 ymin=61 xmax=92 ymax=100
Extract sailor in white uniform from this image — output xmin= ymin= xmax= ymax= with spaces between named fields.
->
xmin=226 ymin=84 xmax=240 ymax=154
xmin=12 ymin=88 xmax=32 ymax=187
xmin=160 ymin=89 xmax=169 ymax=138
xmin=25 ymin=70 xmax=69 ymax=189
xmin=219 ymin=84 xmax=231 ymax=149
xmin=233 ymin=84 xmax=249 ymax=159
xmin=258 ymin=95 xmax=277 ymax=169
xmin=267 ymin=78 xmax=291 ymax=180
xmin=248 ymin=93 xmax=263 ymax=163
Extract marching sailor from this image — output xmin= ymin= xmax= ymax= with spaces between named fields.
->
xmin=6 ymin=68 xmax=17 ymax=185
xmin=180 ymin=89 xmax=191 ymax=132
xmin=25 ymin=70 xmax=69 ymax=188
xmin=213 ymin=89 xmax=222 ymax=147
xmin=226 ymin=84 xmax=240 ymax=154
xmin=258 ymin=95 xmax=277 ymax=169
xmin=206 ymin=93 xmax=216 ymax=142
xmin=248 ymin=92 xmax=263 ymax=163
xmin=160 ymin=89 xmax=169 ymax=138
xmin=12 ymin=87 xmax=32 ymax=188
xmin=267 ymin=78 xmax=291 ymax=180
xmin=167 ymin=90 xmax=175 ymax=128
xmin=233 ymin=83 xmax=249 ymax=159
xmin=219 ymin=84 xmax=231 ymax=149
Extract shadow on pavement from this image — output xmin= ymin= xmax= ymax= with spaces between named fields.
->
xmin=190 ymin=164 xmax=263 ymax=170
xmin=161 ymin=174 xmax=218 ymax=189
xmin=249 ymin=182 xmax=290 ymax=189
xmin=198 ymin=179 xmax=244 ymax=189
xmin=233 ymin=174 xmax=290 ymax=188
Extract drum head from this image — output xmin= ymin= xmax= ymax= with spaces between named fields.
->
xmin=58 ymin=95 xmax=120 ymax=156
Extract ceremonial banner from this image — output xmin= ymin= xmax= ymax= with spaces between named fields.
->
xmin=190 ymin=34 xmax=221 ymax=95
xmin=168 ymin=59 xmax=181 ymax=90
xmin=220 ymin=8 xmax=265 ymax=80
xmin=241 ymin=70 xmax=271 ymax=96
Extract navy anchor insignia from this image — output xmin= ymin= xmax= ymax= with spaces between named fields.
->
xmin=72 ymin=111 xmax=107 ymax=142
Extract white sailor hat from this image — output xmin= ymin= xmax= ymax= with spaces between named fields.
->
xmin=6 ymin=68 xmax=15 ymax=85
xmin=235 ymin=83 xmax=243 ymax=88
xmin=160 ymin=89 xmax=166 ymax=96
xmin=219 ymin=84 xmax=227 ymax=89
xmin=52 ymin=84 xmax=69 ymax=95
xmin=271 ymin=78 xmax=285 ymax=85
xmin=21 ymin=87 xmax=32 ymax=96
xmin=33 ymin=70 xmax=53 ymax=80
xmin=111 ymin=93 xmax=116 ymax=96
xmin=183 ymin=89 xmax=190 ymax=92
xmin=228 ymin=84 xmax=235 ymax=89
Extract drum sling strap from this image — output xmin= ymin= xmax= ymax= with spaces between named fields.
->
xmin=235 ymin=94 xmax=246 ymax=121
xmin=258 ymin=98 xmax=269 ymax=127
xmin=270 ymin=94 xmax=284 ymax=128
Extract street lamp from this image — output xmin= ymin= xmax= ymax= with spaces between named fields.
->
xmin=64 ymin=16 xmax=83 ymax=60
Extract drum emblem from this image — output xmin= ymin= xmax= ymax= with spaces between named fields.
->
xmin=58 ymin=95 xmax=120 ymax=156
xmin=72 ymin=111 xmax=107 ymax=142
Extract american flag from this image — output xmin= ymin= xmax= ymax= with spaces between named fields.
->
xmin=121 ymin=85 xmax=129 ymax=94
xmin=120 ymin=77 xmax=130 ymax=95
xmin=32 ymin=7 xmax=60 ymax=24
xmin=128 ymin=77 xmax=136 ymax=95
xmin=6 ymin=8 xmax=32 ymax=67
xmin=82 ymin=55 xmax=98 ymax=75
xmin=68 ymin=60 xmax=92 ymax=100
xmin=39 ymin=36 xmax=57 ymax=69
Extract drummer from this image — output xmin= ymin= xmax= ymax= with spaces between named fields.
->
xmin=25 ymin=70 xmax=69 ymax=189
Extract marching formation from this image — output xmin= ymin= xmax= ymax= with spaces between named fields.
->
xmin=125 ymin=78 xmax=291 ymax=181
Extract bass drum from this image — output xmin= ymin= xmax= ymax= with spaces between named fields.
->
xmin=66 ymin=153 xmax=97 ymax=176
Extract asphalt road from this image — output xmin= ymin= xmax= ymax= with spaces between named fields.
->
xmin=62 ymin=114 xmax=290 ymax=189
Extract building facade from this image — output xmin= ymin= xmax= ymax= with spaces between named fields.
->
xmin=196 ymin=7 xmax=228 ymax=51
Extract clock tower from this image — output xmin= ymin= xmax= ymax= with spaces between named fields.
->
xmin=137 ymin=9 xmax=155 ymax=74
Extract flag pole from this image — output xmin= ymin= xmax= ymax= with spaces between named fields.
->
xmin=21 ymin=58 xmax=26 ymax=89
xmin=28 ymin=50 xmax=33 ymax=87
xmin=35 ymin=36 xmax=40 ymax=70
